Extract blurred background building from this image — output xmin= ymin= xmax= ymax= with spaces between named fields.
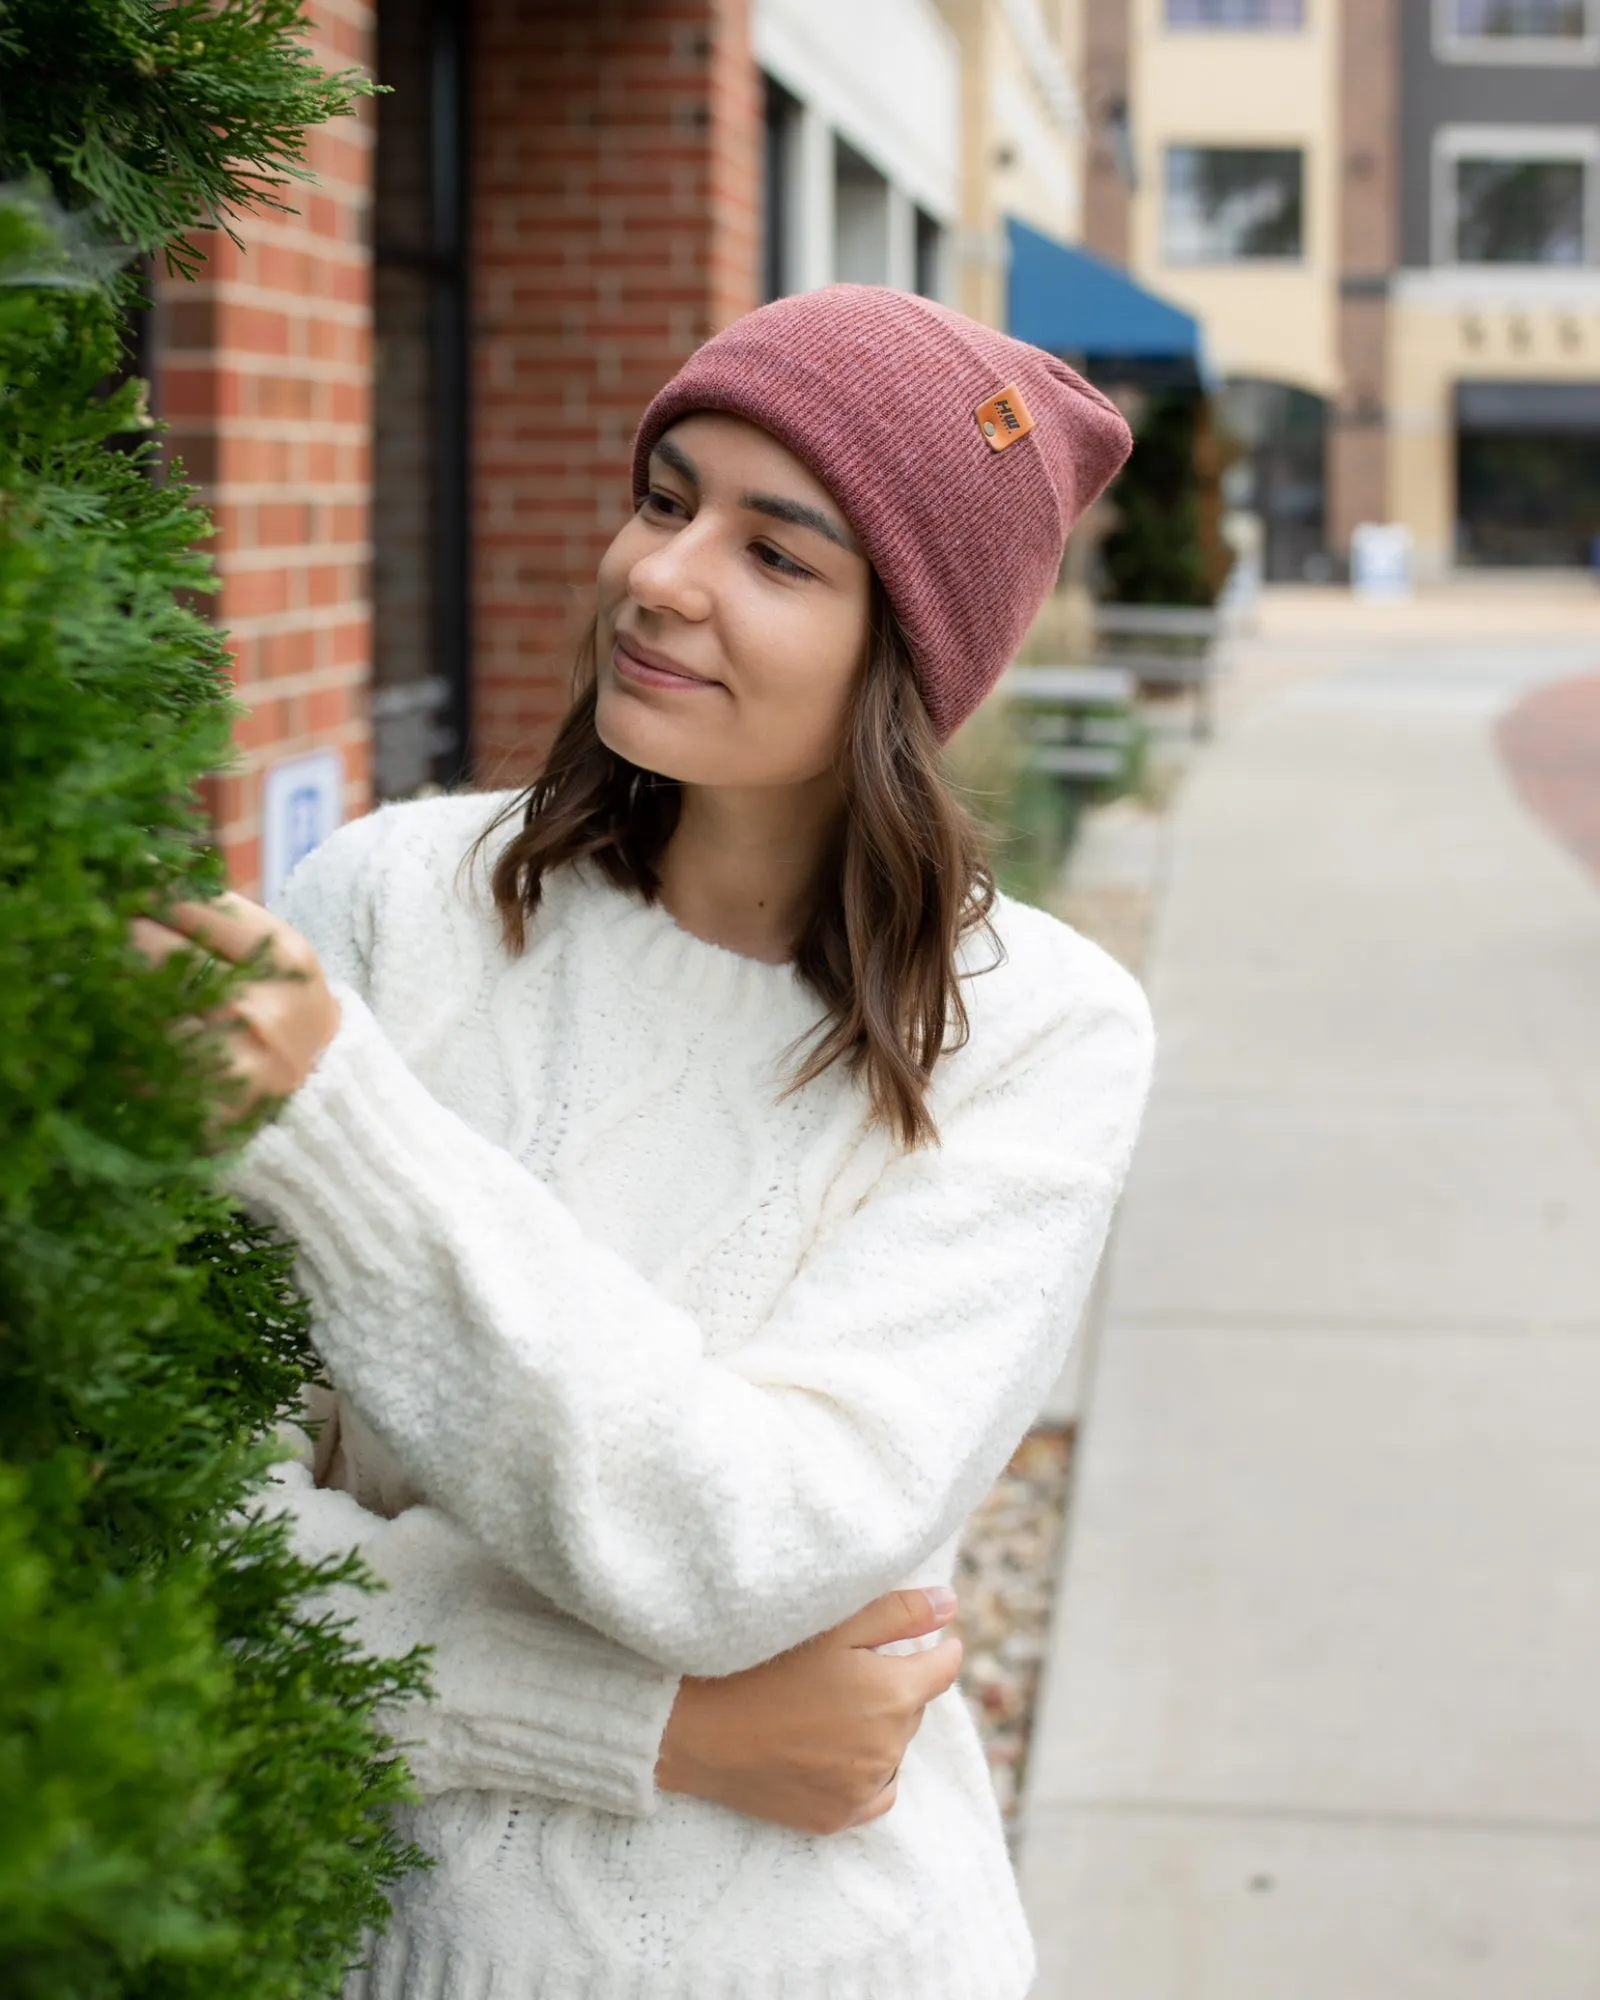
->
xmin=138 ymin=0 xmax=1598 ymax=893
xmin=1392 ymin=0 xmax=1600 ymax=576
xmin=1086 ymin=0 xmax=1600 ymax=583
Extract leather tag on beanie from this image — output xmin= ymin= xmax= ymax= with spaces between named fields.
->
xmin=975 ymin=384 xmax=1035 ymax=453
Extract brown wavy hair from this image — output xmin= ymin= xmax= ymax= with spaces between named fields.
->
xmin=468 ymin=579 xmax=998 ymax=1149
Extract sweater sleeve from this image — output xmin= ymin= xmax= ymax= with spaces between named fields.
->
xmin=264 ymin=1416 xmax=679 ymax=1815
xmin=226 ymin=900 xmax=1154 ymax=1677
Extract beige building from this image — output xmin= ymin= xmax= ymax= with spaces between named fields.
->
xmin=1074 ymin=0 xmax=1600 ymax=580
xmin=1079 ymin=0 xmax=1344 ymax=579
xmin=1386 ymin=3 xmax=1600 ymax=576
xmin=1124 ymin=0 xmax=1340 ymax=397
xmin=1390 ymin=269 xmax=1600 ymax=576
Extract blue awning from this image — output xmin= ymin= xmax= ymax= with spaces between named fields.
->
xmin=1006 ymin=216 xmax=1206 ymax=382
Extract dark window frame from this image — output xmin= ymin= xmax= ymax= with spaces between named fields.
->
xmin=1432 ymin=128 xmax=1597 ymax=266
xmin=371 ymin=0 xmax=473 ymax=798
xmin=762 ymin=75 xmax=801 ymax=303
xmin=1165 ymin=0 xmax=1306 ymax=27
xmin=1437 ymin=0 xmax=1597 ymax=55
xmin=1163 ymin=145 xmax=1307 ymax=264
xmin=1453 ymin=155 xmax=1586 ymax=263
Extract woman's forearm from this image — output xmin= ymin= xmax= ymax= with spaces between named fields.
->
xmin=656 ymin=1588 xmax=962 ymax=1835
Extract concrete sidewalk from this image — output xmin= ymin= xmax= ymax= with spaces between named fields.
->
xmin=1019 ymin=584 xmax=1600 ymax=1997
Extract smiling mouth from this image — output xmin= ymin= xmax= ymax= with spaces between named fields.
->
xmin=611 ymin=636 xmax=719 ymax=692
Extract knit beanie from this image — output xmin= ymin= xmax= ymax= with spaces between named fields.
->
xmin=631 ymin=285 xmax=1133 ymax=741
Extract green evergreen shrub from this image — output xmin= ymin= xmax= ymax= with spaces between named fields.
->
xmin=1100 ymin=391 xmax=1211 ymax=607
xmin=1100 ymin=390 xmax=1236 ymax=609
xmin=0 ymin=9 xmax=427 ymax=1994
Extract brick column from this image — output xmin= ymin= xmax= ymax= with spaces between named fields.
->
xmin=1329 ymin=0 xmax=1398 ymax=559
xmin=471 ymin=0 xmax=761 ymax=787
xmin=1081 ymin=0 xmax=1131 ymax=267
xmin=157 ymin=1 xmax=376 ymax=895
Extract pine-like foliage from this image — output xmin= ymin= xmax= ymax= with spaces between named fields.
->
xmin=1101 ymin=391 xmax=1226 ymax=608
xmin=0 ymin=8 xmax=427 ymax=1995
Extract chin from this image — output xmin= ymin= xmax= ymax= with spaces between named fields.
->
xmin=594 ymin=678 xmax=704 ymax=785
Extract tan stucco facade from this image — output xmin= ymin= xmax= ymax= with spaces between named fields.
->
xmin=937 ymin=0 xmax=1086 ymax=330
xmin=1389 ymin=272 xmax=1600 ymax=576
xmin=1124 ymin=0 xmax=1339 ymax=395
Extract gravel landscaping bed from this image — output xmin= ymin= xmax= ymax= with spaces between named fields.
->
xmin=954 ymin=1423 xmax=1076 ymax=1832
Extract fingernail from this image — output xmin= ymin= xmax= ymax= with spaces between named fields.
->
xmin=923 ymin=1586 xmax=957 ymax=1623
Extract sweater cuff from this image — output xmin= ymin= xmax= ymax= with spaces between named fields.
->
xmin=223 ymin=981 xmax=476 ymax=1294
xmin=274 ymin=1464 xmax=679 ymax=1818
xmin=381 ymin=1593 xmax=681 ymax=1818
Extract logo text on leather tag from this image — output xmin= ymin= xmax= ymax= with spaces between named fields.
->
xmin=975 ymin=384 xmax=1036 ymax=453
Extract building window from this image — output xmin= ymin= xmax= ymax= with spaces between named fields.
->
xmin=1167 ymin=0 xmax=1305 ymax=26
xmin=834 ymin=139 xmax=891 ymax=286
xmin=371 ymin=0 xmax=472 ymax=801
xmin=914 ymin=209 xmax=943 ymax=299
xmin=1456 ymin=381 xmax=1600 ymax=567
xmin=1216 ymin=379 xmax=1328 ymax=582
xmin=1434 ymin=128 xmax=1598 ymax=264
xmin=1457 ymin=158 xmax=1584 ymax=261
xmin=1435 ymin=0 xmax=1600 ymax=61
xmin=1164 ymin=147 xmax=1304 ymax=262
xmin=762 ymin=76 xmax=800 ymax=303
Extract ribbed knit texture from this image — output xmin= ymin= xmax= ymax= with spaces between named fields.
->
xmin=632 ymin=285 xmax=1134 ymax=739
xmin=267 ymin=1397 xmax=680 ymax=1815
xmin=226 ymin=790 xmax=1155 ymax=2000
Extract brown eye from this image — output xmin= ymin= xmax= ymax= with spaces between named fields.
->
xmin=753 ymin=542 xmax=810 ymax=580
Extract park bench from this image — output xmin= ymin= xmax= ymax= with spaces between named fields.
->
xmin=1091 ymin=602 xmax=1221 ymax=740
xmin=1002 ymin=663 xmax=1139 ymax=783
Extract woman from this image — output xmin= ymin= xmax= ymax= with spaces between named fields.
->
xmin=138 ymin=286 xmax=1151 ymax=1997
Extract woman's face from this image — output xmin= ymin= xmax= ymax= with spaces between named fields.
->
xmin=594 ymin=414 xmax=873 ymax=789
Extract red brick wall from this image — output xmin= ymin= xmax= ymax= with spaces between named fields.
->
xmin=471 ymin=0 xmax=762 ymax=787
xmin=156 ymin=1 xmax=376 ymax=895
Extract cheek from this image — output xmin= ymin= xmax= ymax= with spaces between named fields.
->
xmin=728 ymin=604 xmax=863 ymax=774
xmin=594 ymin=525 xmax=637 ymax=624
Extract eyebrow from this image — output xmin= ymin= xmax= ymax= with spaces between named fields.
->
xmin=651 ymin=436 xmax=860 ymax=557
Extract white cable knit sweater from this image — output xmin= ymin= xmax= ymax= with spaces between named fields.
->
xmin=227 ymin=788 xmax=1154 ymax=2000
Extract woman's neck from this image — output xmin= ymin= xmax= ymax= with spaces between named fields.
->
xmin=657 ymin=779 xmax=842 ymax=964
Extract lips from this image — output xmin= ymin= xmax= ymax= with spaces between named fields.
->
xmin=611 ymin=633 xmax=716 ymax=691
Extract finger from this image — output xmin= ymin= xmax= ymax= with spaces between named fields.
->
xmin=831 ymin=1587 xmax=958 ymax=1652
xmin=153 ymin=892 xmax=287 ymax=970
xmin=900 ymin=1632 xmax=964 ymax=1710
xmin=129 ymin=915 xmax=198 ymax=967
xmin=129 ymin=918 xmax=236 ymax=999
xmin=171 ymin=1005 xmax=242 ymax=1043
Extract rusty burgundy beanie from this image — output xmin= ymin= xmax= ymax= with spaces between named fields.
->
xmin=631 ymin=284 xmax=1133 ymax=742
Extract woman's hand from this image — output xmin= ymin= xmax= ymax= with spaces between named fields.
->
xmin=129 ymin=891 xmax=341 ymax=1125
xmin=655 ymin=1587 xmax=963 ymax=1835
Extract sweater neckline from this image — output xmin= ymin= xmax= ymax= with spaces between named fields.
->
xmin=554 ymin=861 xmax=822 ymax=1028
xmin=640 ymin=886 xmax=795 ymax=973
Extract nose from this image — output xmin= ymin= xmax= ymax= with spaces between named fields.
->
xmin=628 ymin=514 xmax=715 ymax=623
